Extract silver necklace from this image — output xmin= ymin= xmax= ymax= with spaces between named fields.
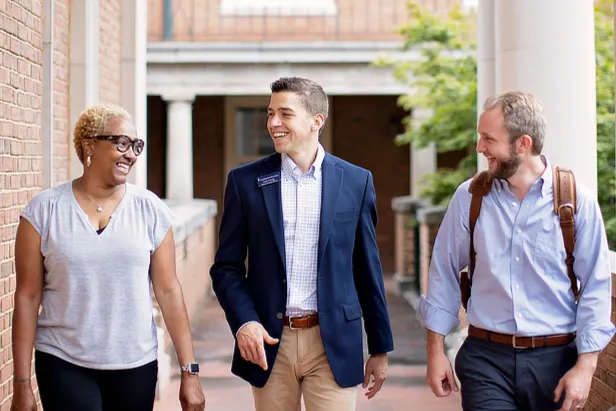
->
xmin=77 ymin=178 xmax=120 ymax=213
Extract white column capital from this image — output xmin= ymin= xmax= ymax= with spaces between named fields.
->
xmin=161 ymin=92 xmax=197 ymax=104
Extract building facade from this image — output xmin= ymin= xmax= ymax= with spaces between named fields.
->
xmin=0 ymin=0 xmax=148 ymax=405
xmin=0 ymin=0 xmax=218 ymax=407
xmin=145 ymin=0 xmax=464 ymax=275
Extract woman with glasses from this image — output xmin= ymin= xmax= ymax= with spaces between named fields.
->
xmin=10 ymin=104 xmax=206 ymax=411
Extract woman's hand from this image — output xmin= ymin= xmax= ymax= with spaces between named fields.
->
xmin=179 ymin=374 xmax=205 ymax=411
xmin=10 ymin=381 xmax=37 ymax=411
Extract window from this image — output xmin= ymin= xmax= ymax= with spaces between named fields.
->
xmin=220 ymin=0 xmax=338 ymax=16
xmin=235 ymin=108 xmax=273 ymax=156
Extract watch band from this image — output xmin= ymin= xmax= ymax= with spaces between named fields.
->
xmin=180 ymin=362 xmax=200 ymax=375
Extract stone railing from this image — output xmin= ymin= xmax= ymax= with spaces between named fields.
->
xmin=391 ymin=196 xmax=429 ymax=308
xmin=416 ymin=206 xmax=447 ymax=297
xmin=153 ymin=199 xmax=218 ymax=398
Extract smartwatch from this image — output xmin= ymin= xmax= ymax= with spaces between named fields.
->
xmin=180 ymin=362 xmax=200 ymax=375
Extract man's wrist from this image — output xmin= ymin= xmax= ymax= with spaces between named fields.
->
xmin=575 ymin=352 xmax=599 ymax=371
xmin=13 ymin=377 xmax=31 ymax=384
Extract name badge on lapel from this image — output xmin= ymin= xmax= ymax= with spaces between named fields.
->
xmin=257 ymin=172 xmax=280 ymax=187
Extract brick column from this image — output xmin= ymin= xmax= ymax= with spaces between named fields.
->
xmin=391 ymin=196 xmax=428 ymax=298
xmin=416 ymin=205 xmax=446 ymax=297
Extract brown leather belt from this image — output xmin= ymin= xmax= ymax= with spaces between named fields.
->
xmin=284 ymin=314 xmax=319 ymax=330
xmin=468 ymin=325 xmax=576 ymax=349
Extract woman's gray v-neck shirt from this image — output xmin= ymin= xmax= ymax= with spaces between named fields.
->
xmin=20 ymin=181 xmax=174 ymax=370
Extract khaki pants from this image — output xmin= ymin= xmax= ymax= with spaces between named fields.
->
xmin=252 ymin=325 xmax=357 ymax=411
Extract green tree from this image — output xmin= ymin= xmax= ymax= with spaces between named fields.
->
xmin=377 ymin=0 xmax=616 ymax=247
xmin=374 ymin=1 xmax=477 ymax=206
xmin=594 ymin=0 xmax=615 ymax=248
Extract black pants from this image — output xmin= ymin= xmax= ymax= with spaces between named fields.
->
xmin=454 ymin=336 xmax=578 ymax=411
xmin=35 ymin=350 xmax=158 ymax=411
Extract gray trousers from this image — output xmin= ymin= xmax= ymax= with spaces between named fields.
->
xmin=454 ymin=336 xmax=578 ymax=411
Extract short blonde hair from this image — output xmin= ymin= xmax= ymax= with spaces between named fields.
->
xmin=73 ymin=104 xmax=133 ymax=163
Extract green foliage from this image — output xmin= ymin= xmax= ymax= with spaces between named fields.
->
xmin=373 ymin=1 xmax=477 ymax=205
xmin=594 ymin=0 xmax=615 ymax=248
xmin=377 ymin=0 xmax=616 ymax=247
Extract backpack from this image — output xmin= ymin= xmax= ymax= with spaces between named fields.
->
xmin=459 ymin=167 xmax=579 ymax=311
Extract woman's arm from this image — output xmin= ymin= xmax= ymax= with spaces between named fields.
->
xmin=151 ymin=228 xmax=205 ymax=410
xmin=150 ymin=228 xmax=196 ymax=368
xmin=13 ymin=218 xmax=44 ymax=382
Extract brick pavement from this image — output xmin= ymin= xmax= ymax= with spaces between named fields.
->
xmin=154 ymin=275 xmax=462 ymax=411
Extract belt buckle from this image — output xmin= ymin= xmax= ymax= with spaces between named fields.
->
xmin=288 ymin=315 xmax=302 ymax=331
xmin=512 ymin=335 xmax=534 ymax=349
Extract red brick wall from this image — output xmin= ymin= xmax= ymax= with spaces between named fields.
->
xmin=99 ymin=0 xmax=122 ymax=105
xmin=332 ymin=95 xmax=410 ymax=274
xmin=0 ymin=1 xmax=127 ymax=408
xmin=0 ymin=1 xmax=44 ymax=407
xmin=586 ymin=286 xmax=616 ymax=411
xmin=147 ymin=0 xmax=461 ymax=42
xmin=53 ymin=0 xmax=70 ymax=185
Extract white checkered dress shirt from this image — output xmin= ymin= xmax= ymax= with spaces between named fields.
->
xmin=281 ymin=144 xmax=325 ymax=316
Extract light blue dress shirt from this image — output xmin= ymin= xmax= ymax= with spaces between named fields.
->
xmin=419 ymin=156 xmax=615 ymax=354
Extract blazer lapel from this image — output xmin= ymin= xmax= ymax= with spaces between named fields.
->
xmin=259 ymin=155 xmax=286 ymax=270
xmin=318 ymin=154 xmax=342 ymax=270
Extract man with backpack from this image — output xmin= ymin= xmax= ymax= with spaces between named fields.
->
xmin=420 ymin=91 xmax=615 ymax=411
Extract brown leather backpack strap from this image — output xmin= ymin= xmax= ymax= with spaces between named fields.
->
xmin=461 ymin=171 xmax=493 ymax=310
xmin=553 ymin=166 xmax=579 ymax=302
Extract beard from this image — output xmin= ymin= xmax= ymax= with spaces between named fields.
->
xmin=490 ymin=145 xmax=522 ymax=180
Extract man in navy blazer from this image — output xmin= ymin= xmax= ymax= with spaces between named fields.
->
xmin=210 ymin=77 xmax=394 ymax=411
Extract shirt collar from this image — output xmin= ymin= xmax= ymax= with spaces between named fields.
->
xmin=281 ymin=143 xmax=325 ymax=179
xmin=493 ymin=155 xmax=552 ymax=197
xmin=537 ymin=155 xmax=552 ymax=198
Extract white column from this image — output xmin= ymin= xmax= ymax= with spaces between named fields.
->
xmin=69 ymin=0 xmax=100 ymax=179
xmin=476 ymin=0 xmax=495 ymax=172
xmin=494 ymin=0 xmax=597 ymax=194
xmin=162 ymin=93 xmax=196 ymax=201
xmin=410 ymin=108 xmax=437 ymax=197
xmin=122 ymin=0 xmax=148 ymax=188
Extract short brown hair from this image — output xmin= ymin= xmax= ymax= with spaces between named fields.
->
xmin=270 ymin=77 xmax=329 ymax=121
xmin=483 ymin=91 xmax=546 ymax=155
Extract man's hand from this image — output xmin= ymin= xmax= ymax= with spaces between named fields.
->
xmin=426 ymin=351 xmax=458 ymax=397
xmin=363 ymin=353 xmax=388 ymax=399
xmin=237 ymin=322 xmax=279 ymax=370
xmin=554 ymin=361 xmax=596 ymax=411
xmin=179 ymin=374 xmax=205 ymax=411
xmin=10 ymin=381 xmax=36 ymax=411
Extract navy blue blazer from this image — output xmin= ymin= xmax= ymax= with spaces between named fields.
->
xmin=210 ymin=152 xmax=394 ymax=388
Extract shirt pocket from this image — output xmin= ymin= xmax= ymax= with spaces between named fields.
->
xmin=533 ymin=231 xmax=567 ymax=280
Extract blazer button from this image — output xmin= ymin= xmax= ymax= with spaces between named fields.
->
xmin=277 ymin=312 xmax=283 ymax=320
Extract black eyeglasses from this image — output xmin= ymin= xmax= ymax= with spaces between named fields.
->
xmin=94 ymin=135 xmax=145 ymax=156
